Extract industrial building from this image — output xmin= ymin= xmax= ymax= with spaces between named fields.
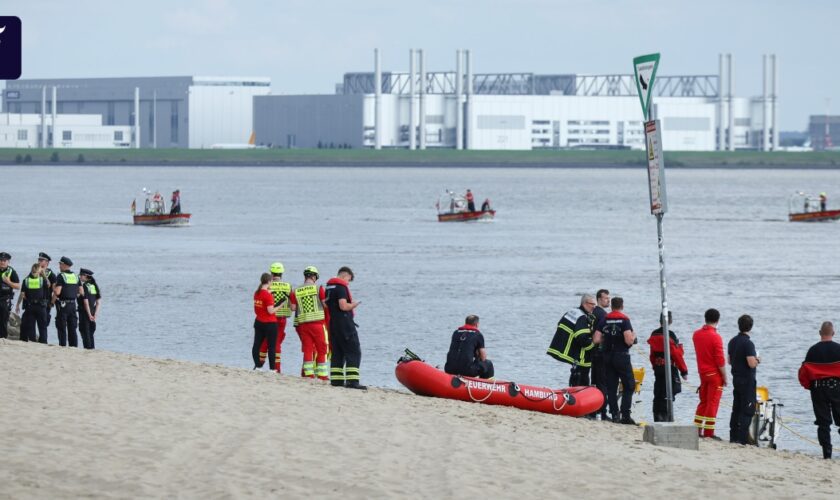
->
xmin=254 ymin=51 xmax=780 ymax=152
xmin=0 ymin=112 xmax=131 ymax=148
xmin=3 ymin=76 xmax=270 ymax=148
xmin=808 ymin=115 xmax=840 ymax=150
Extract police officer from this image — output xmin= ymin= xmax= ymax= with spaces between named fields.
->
xmin=51 ymin=256 xmax=81 ymax=347
xmin=591 ymin=289 xmax=610 ymax=419
xmin=444 ymin=315 xmax=494 ymax=379
xmin=78 ymin=268 xmax=101 ymax=349
xmin=599 ymin=297 xmax=637 ymax=425
xmin=547 ymin=294 xmax=597 ymax=387
xmin=0 ymin=252 xmax=21 ymax=339
xmin=727 ymin=314 xmax=760 ymax=445
xmin=37 ymin=252 xmax=57 ymax=326
xmin=325 ymin=267 xmax=365 ymax=389
xmin=798 ymin=321 xmax=840 ymax=459
xmin=15 ymin=263 xmax=51 ymax=343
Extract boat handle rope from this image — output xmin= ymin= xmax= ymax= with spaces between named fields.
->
xmin=631 ymin=345 xmax=822 ymax=449
xmin=510 ymin=382 xmax=570 ymax=412
xmin=462 ymin=377 xmax=497 ymax=403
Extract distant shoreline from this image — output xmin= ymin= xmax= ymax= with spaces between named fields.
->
xmin=2 ymin=148 xmax=839 ymax=169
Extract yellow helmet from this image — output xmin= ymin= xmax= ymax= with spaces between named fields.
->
xmin=270 ymin=262 xmax=285 ymax=274
xmin=303 ymin=266 xmax=319 ymax=278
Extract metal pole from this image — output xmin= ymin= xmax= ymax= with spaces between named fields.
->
xmin=409 ymin=49 xmax=416 ymax=150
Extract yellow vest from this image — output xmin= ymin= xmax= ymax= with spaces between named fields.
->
xmin=294 ymin=284 xmax=324 ymax=324
xmin=269 ymin=281 xmax=292 ymax=317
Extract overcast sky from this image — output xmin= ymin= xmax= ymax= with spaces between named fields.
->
xmin=5 ymin=0 xmax=839 ymax=130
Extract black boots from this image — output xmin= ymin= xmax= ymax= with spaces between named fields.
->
xmin=345 ymin=381 xmax=367 ymax=390
xmin=823 ymin=446 xmax=832 ymax=459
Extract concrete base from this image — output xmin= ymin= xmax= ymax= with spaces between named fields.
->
xmin=642 ymin=424 xmax=699 ymax=451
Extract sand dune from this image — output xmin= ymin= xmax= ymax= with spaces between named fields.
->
xmin=1 ymin=339 xmax=837 ymax=499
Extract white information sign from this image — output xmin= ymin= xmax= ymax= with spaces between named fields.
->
xmin=645 ymin=120 xmax=668 ymax=215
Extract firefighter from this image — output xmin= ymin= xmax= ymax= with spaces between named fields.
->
xmin=51 ymin=256 xmax=80 ymax=347
xmin=290 ymin=266 xmax=329 ymax=380
xmin=798 ymin=321 xmax=840 ymax=459
xmin=591 ymin=289 xmax=610 ymax=419
xmin=444 ymin=315 xmax=494 ymax=379
xmin=727 ymin=314 xmax=760 ymax=445
xmin=325 ymin=267 xmax=364 ymax=389
xmin=547 ymin=294 xmax=597 ymax=387
xmin=647 ymin=310 xmax=689 ymax=422
xmin=599 ymin=297 xmax=637 ymax=425
xmin=258 ymin=263 xmax=292 ymax=373
xmin=692 ymin=308 xmax=727 ymax=439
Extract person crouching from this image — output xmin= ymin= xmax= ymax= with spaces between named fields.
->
xmin=444 ymin=315 xmax=494 ymax=379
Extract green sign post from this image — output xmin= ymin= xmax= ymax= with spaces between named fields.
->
xmin=634 ymin=52 xmax=674 ymax=422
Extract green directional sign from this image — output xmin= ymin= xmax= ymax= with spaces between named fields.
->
xmin=633 ymin=53 xmax=660 ymax=119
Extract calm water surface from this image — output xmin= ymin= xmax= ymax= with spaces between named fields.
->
xmin=3 ymin=165 xmax=839 ymax=453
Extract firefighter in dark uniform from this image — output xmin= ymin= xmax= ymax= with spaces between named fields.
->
xmin=325 ymin=266 xmax=365 ymax=389
xmin=0 ymin=252 xmax=21 ymax=339
xmin=15 ymin=263 xmax=51 ymax=343
xmin=38 ymin=252 xmax=57 ymax=325
xmin=727 ymin=314 xmax=760 ymax=445
xmin=51 ymin=256 xmax=81 ymax=347
xmin=78 ymin=268 xmax=101 ymax=349
xmin=591 ymin=289 xmax=610 ymax=419
xmin=444 ymin=315 xmax=494 ymax=379
xmin=599 ymin=297 xmax=637 ymax=424
xmin=547 ymin=294 xmax=597 ymax=387
xmin=798 ymin=321 xmax=840 ymax=459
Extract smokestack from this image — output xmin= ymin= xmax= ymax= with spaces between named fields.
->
xmin=40 ymin=86 xmax=46 ymax=148
xmin=51 ymin=86 xmax=57 ymax=147
xmin=465 ymin=49 xmax=472 ymax=150
xmin=455 ymin=49 xmax=463 ymax=150
xmin=718 ymin=54 xmax=725 ymax=152
xmin=771 ymin=54 xmax=779 ymax=151
xmin=762 ymin=54 xmax=768 ymax=151
xmin=419 ymin=49 xmax=426 ymax=150
xmin=134 ymin=87 xmax=140 ymax=149
xmin=727 ymin=54 xmax=734 ymax=151
xmin=409 ymin=49 xmax=416 ymax=150
xmin=374 ymin=48 xmax=382 ymax=150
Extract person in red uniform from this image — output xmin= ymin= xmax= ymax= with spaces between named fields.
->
xmin=290 ymin=266 xmax=329 ymax=380
xmin=465 ymin=189 xmax=475 ymax=212
xmin=798 ymin=321 xmax=840 ymax=459
xmin=648 ymin=311 xmax=689 ymax=422
xmin=692 ymin=308 xmax=727 ymax=439
xmin=252 ymin=273 xmax=278 ymax=371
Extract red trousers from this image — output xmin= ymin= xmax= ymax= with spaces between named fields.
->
xmin=694 ymin=371 xmax=724 ymax=437
xmin=297 ymin=321 xmax=329 ymax=379
xmin=259 ymin=317 xmax=287 ymax=372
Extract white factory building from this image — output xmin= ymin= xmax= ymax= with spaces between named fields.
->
xmin=254 ymin=51 xmax=780 ymax=152
xmin=0 ymin=112 xmax=131 ymax=148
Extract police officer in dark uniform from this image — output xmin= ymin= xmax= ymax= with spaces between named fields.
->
xmin=799 ymin=321 xmax=840 ymax=459
xmin=51 ymin=256 xmax=81 ymax=347
xmin=444 ymin=315 xmax=494 ymax=379
xmin=547 ymin=294 xmax=597 ymax=387
xmin=325 ymin=266 xmax=365 ymax=390
xmin=37 ymin=252 xmax=57 ymax=327
xmin=599 ymin=296 xmax=637 ymax=425
xmin=78 ymin=268 xmax=101 ymax=349
xmin=16 ymin=263 xmax=51 ymax=343
xmin=727 ymin=314 xmax=760 ymax=445
xmin=0 ymin=252 xmax=21 ymax=339
xmin=591 ymin=289 xmax=610 ymax=419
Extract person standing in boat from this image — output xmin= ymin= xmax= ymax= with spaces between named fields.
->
xmin=547 ymin=294 xmax=597 ymax=387
xmin=798 ymin=321 xmax=840 ymax=459
xmin=325 ymin=267 xmax=365 ymax=389
xmin=820 ymin=192 xmax=828 ymax=211
xmin=692 ymin=308 xmax=727 ymax=440
xmin=599 ymin=297 xmax=637 ymax=425
xmin=252 ymin=272 xmax=278 ymax=371
xmin=481 ymin=198 xmax=491 ymax=212
xmin=77 ymin=268 xmax=101 ymax=350
xmin=444 ymin=315 xmax=494 ymax=379
xmin=647 ymin=310 xmax=689 ymax=422
xmin=170 ymin=189 xmax=181 ymax=215
xmin=727 ymin=314 xmax=760 ymax=445
xmin=465 ymin=189 xmax=476 ymax=212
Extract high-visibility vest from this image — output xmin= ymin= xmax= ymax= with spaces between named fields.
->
xmin=269 ymin=281 xmax=292 ymax=317
xmin=58 ymin=272 xmax=80 ymax=300
xmin=83 ymin=282 xmax=99 ymax=309
xmin=294 ymin=284 xmax=325 ymax=324
xmin=24 ymin=276 xmax=47 ymax=302
xmin=546 ymin=307 xmax=595 ymax=368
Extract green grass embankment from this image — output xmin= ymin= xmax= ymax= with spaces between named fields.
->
xmin=2 ymin=148 xmax=840 ymax=167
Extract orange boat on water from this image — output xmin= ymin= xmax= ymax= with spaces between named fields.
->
xmin=131 ymin=188 xmax=191 ymax=226
xmin=436 ymin=190 xmax=495 ymax=222
xmin=395 ymin=355 xmax=603 ymax=417
xmin=788 ymin=192 xmax=840 ymax=222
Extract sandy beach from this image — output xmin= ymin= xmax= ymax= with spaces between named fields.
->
xmin=1 ymin=339 xmax=838 ymax=499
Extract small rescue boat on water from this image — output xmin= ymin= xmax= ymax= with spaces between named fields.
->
xmin=131 ymin=188 xmax=191 ymax=226
xmin=395 ymin=352 xmax=604 ymax=417
xmin=436 ymin=190 xmax=495 ymax=222
xmin=788 ymin=192 xmax=840 ymax=222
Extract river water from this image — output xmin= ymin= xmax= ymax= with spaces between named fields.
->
xmin=2 ymin=165 xmax=839 ymax=453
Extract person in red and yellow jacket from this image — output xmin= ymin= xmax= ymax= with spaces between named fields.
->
xmin=257 ymin=263 xmax=292 ymax=373
xmin=692 ymin=308 xmax=727 ymax=439
xmin=647 ymin=310 xmax=689 ymax=422
xmin=290 ymin=266 xmax=329 ymax=380
xmin=798 ymin=321 xmax=840 ymax=459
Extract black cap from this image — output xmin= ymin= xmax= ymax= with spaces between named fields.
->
xmin=59 ymin=256 xmax=73 ymax=266
xmin=38 ymin=252 xmax=52 ymax=261
xmin=79 ymin=268 xmax=94 ymax=277
xmin=0 ymin=252 xmax=10 ymax=260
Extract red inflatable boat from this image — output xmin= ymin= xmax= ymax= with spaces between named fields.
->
xmin=395 ymin=358 xmax=604 ymax=417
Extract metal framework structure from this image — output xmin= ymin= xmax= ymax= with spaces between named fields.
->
xmin=341 ymin=72 xmax=720 ymax=98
